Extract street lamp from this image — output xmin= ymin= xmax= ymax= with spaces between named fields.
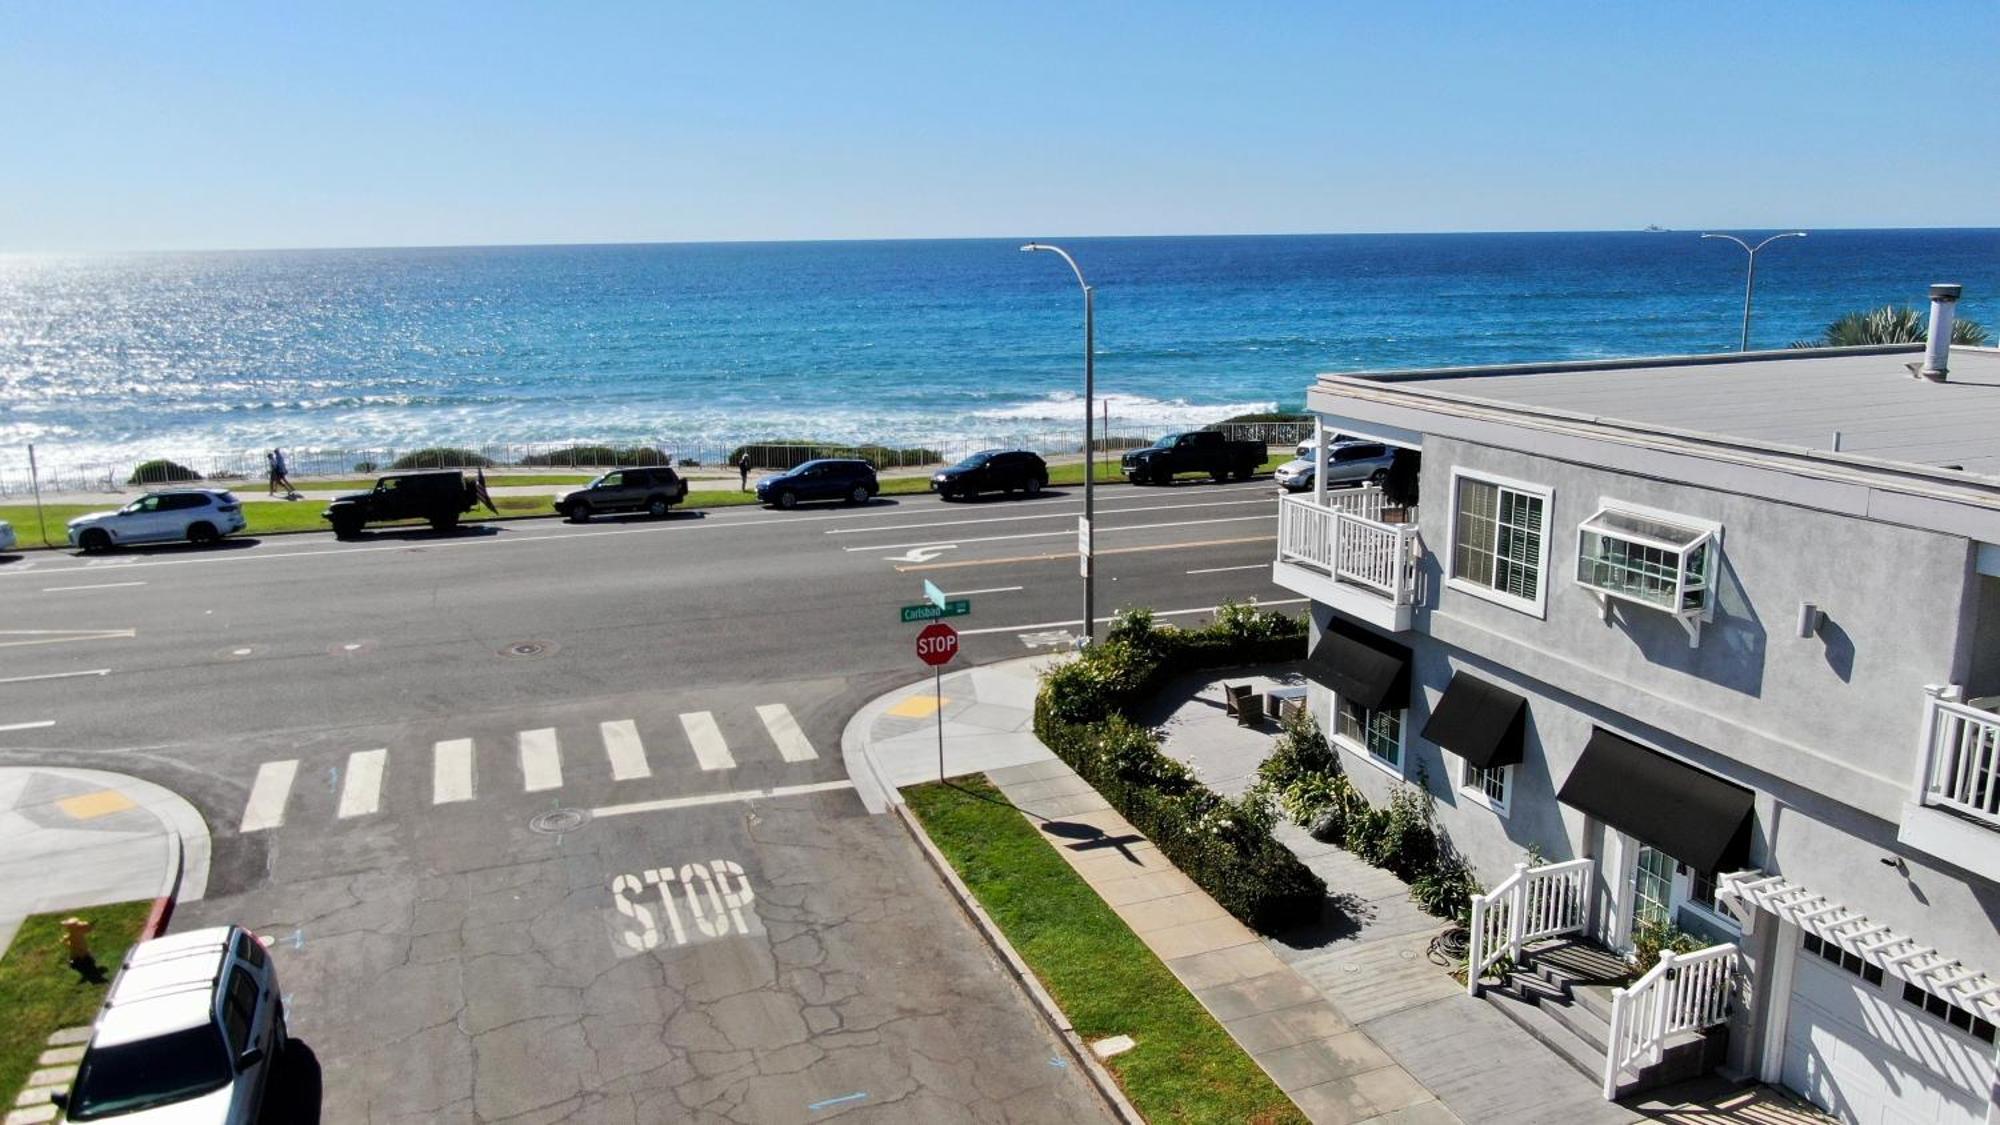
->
xmin=1701 ymin=231 xmax=1807 ymax=351
xmin=1022 ymin=242 xmax=1096 ymax=645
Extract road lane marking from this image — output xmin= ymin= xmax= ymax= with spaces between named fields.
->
xmin=432 ymin=739 xmax=475 ymax=804
xmin=680 ymin=711 xmax=736 ymax=771
xmin=1186 ymin=564 xmax=1268 ymax=575
xmin=41 ymin=581 xmax=148 ymax=593
xmin=0 ymin=719 xmax=56 ymax=732
xmin=822 ymin=497 xmax=1275 ymax=536
xmin=847 ymin=514 xmax=1272 ymax=554
xmin=756 ymin=703 xmax=818 ymax=763
xmin=0 ymin=669 xmax=111 ymax=685
xmin=601 ymin=719 xmax=650 ymax=780
xmin=0 ymin=629 xmax=136 ymax=649
xmin=884 ymin=545 xmax=956 ymax=563
xmin=954 ymin=597 xmax=1308 ymax=637
xmin=337 ymin=749 xmax=387 ymax=819
xmin=240 ymin=760 xmax=298 ymax=832
xmin=894 ymin=534 xmax=1276 ymax=571
xmin=946 ymin=585 xmax=1024 ymax=596
xmin=520 ymin=727 xmax=564 ymax=791
xmin=590 ymin=779 xmax=854 ymax=819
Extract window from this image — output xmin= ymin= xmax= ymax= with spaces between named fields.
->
xmin=1803 ymin=934 xmax=1885 ymax=986
xmin=1462 ymin=761 xmax=1510 ymax=810
xmin=1336 ymin=697 xmax=1403 ymax=770
xmin=1901 ymin=982 xmax=1998 ymax=1044
xmin=232 ymin=930 xmax=266 ymax=971
xmin=1450 ymin=472 xmax=1549 ymax=612
xmin=221 ymin=970 xmax=258 ymax=1053
xmin=1686 ymin=869 xmax=1717 ymax=911
xmin=1575 ymin=506 xmax=1718 ymax=631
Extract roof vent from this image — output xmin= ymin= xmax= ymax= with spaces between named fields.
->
xmin=1918 ymin=283 xmax=1961 ymax=382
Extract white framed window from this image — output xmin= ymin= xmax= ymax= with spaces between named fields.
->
xmin=1574 ymin=503 xmax=1721 ymax=645
xmin=1460 ymin=760 xmax=1511 ymax=815
xmin=1334 ymin=696 xmax=1404 ymax=776
xmin=1448 ymin=469 xmax=1551 ymax=616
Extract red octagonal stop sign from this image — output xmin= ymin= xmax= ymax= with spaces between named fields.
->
xmin=916 ymin=621 xmax=959 ymax=666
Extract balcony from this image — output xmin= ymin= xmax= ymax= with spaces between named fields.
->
xmin=1898 ymin=688 xmax=2000 ymax=874
xmin=1272 ymin=490 xmax=1423 ymax=632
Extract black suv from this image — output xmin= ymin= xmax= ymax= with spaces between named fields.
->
xmin=555 ymin=466 xmax=688 ymax=522
xmin=930 ymin=450 xmax=1049 ymax=501
xmin=755 ymin=459 xmax=879 ymax=509
xmin=323 ymin=470 xmax=494 ymax=538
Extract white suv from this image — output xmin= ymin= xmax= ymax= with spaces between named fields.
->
xmin=67 ymin=490 xmax=247 ymax=551
xmin=55 ymin=926 xmax=285 ymax=1123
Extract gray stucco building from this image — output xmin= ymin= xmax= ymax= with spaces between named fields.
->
xmin=1274 ymin=302 xmax=2000 ymax=1122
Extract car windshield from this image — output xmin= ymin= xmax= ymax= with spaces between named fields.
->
xmin=117 ymin=499 xmax=148 ymax=515
xmin=69 ymin=1026 xmax=233 ymax=1120
xmin=952 ymin=453 xmax=992 ymax=469
xmin=1152 ymin=434 xmax=1180 ymax=448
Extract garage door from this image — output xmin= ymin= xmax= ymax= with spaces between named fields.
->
xmin=1783 ymin=951 xmax=1996 ymax=1125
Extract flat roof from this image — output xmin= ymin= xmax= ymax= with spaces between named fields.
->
xmin=1319 ymin=345 xmax=2000 ymax=478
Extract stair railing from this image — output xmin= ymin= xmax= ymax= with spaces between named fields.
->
xmin=1465 ymin=858 xmax=1595 ymax=995
xmin=1602 ymin=943 xmax=1736 ymax=1100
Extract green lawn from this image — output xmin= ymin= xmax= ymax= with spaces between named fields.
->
xmin=905 ymin=777 xmax=1305 ymax=1125
xmin=0 ymin=900 xmax=154 ymax=1110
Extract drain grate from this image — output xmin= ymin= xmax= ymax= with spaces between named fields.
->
xmin=529 ymin=808 xmax=589 ymax=835
xmin=500 ymin=639 xmax=558 ymax=660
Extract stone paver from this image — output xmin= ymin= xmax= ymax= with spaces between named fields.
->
xmin=35 ymin=1045 xmax=83 ymax=1066
xmin=5 ymin=1102 xmax=58 ymax=1124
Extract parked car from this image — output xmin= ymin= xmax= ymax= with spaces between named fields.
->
xmin=67 ymin=490 xmax=247 ymax=552
xmin=930 ymin=450 xmax=1049 ymax=500
xmin=555 ymin=466 xmax=688 ymax=522
xmin=1275 ymin=442 xmax=1396 ymax=493
xmin=54 ymin=925 xmax=284 ymax=1123
xmin=323 ymin=469 xmax=494 ymax=538
xmin=1293 ymin=432 xmax=1360 ymax=460
xmin=1274 ymin=459 xmax=1316 ymax=492
xmin=1120 ymin=430 xmax=1265 ymax=484
xmin=0 ymin=519 xmax=15 ymax=552
xmin=755 ymin=458 xmax=879 ymax=509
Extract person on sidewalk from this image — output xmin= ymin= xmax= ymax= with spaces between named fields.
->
xmin=267 ymin=448 xmax=297 ymax=499
xmin=738 ymin=453 xmax=751 ymax=492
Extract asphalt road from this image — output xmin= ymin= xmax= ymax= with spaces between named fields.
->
xmin=0 ymin=479 xmax=1295 ymax=1122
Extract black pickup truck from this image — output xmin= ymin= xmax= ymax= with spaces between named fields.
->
xmin=1120 ymin=431 xmax=1265 ymax=485
xmin=324 ymin=469 xmax=496 ymax=538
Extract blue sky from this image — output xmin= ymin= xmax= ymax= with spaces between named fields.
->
xmin=4 ymin=1 xmax=1995 ymax=252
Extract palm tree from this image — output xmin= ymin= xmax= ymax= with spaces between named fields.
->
xmin=1792 ymin=305 xmax=1990 ymax=348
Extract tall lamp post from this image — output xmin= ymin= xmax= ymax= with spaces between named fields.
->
xmin=1701 ymin=231 xmax=1807 ymax=351
xmin=1022 ymin=242 xmax=1096 ymax=645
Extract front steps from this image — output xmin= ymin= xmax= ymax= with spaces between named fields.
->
xmin=1479 ymin=939 xmax=1723 ymax=1101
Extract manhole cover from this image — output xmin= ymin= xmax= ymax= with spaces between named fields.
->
xmin=530 ymin=808 xmax=589 ymax=835
xmin=500 ymin=640 xmax=558 ymax=660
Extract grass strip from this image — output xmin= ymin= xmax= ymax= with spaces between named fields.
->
xmin=905 ymin=776 xmax=1305 ymax=1125
xmin=0 ymin=900 xmax=154 ymax=1110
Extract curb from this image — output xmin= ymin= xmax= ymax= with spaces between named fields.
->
xmin=141 ymin=826 xmax=185 ymax=939
xmin=893 ymin=802 xmax=1144 ymax=1125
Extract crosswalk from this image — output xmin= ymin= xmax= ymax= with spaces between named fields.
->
xmin=237 ymin=704 xmax=821 ymax=833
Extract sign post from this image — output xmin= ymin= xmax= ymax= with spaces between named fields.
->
xmin=917 ymin=622 xmax=959 ymax=781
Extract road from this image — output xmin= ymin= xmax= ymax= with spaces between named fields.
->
xmin=0 ymin=479 xmax=1294 ymax=1122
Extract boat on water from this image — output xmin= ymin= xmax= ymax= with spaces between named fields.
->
xmin=1643 ymin=224 xmax=1671 ymax=232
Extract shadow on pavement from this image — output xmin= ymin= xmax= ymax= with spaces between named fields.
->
xmin=335 ymin=525 xmax=503 ymax=544
xmin=566 ymin=510 xmax=707 ymax=526
xmin=263 ymin=1038 xmax=323 ymax=1124
xmin=71 ymin=537 xmax=267 ymax=558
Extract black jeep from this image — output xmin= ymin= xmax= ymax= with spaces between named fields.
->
xmin=323 ymin=470 xmax=496 ymax=539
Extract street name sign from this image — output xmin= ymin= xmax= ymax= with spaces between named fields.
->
xmin=916 ymin=622 xmax=960 ymax=666
xmin=923 ymin=579 xmax=947 ymax=609
xmin=900 ymin=600 xmax=970 ymax=623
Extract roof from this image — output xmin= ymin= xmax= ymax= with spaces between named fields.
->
xmin=1318 ymin=345 xmax=2000 ymax=479
xmin=92 ymin=927 xmax=230 ymax=1047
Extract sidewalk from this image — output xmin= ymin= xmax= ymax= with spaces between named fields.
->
xmin=0 ymin=768 xmax=211 ymax=953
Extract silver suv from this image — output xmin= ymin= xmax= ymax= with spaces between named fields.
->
xmin=1275 ymin=441 xmax=1396 ymax=493
xmin=56 ymin=925 xmax=285 ymax=1123
xmin=555 ymin=466 xmax=689 ymax=522
xmin=67 ymin=490 xmax=247 ymax=551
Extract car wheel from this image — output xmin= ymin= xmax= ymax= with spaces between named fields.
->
xmin=567 ymin=501 xmax=591 ymax=523
xmin=186 ymin=521 xmax=219 ymax=545
xmin=1211 ymin=469 xmax=1228 ymax=484
xmin=79 ymin=528 xmax=112 ymax=553
xmin=848 ymin=485 xmax=870 ymax=505
xmin=331 ymin=517 xmax=361 ymax=540
xmin=1025 ymin=476 xmax=1044 ymax=496
xmin=1369 ymin=468 xmax=1389 ymax=485
xmin=777 ymin=490 xmax=798 ymax=510
xmin=646 ymin=495 xmax=671 ymax=518
xmin=430 ymin=512 xmax=459 ymax=532
xmin=1234 ymin=467 xmax=1254 ymax=482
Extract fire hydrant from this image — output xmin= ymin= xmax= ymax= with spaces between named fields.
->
xmin=60 ymin=917 xmax=94 ymax=966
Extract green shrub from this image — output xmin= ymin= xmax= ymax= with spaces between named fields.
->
xmin=517 ymin=445 xmax=671 ymax=468
xmin=352 ymin=460 xmax=378 ymax=474
xmin=127 ymin=459 xmax=201 ymax=485
xmin=1409 ymin=854 xmax=1479 ymax=921
xmin=1380 ymin=782 xmax=1441 ymax=881
xmin=388 ymin=447 xmax=493 ymax=470
xmin=1632 ymin=919 xmax=1707 ymax=974
xmin=1257 ymin=709 xmax=1339 ymax=792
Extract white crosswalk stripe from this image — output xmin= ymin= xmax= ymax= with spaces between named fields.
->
xmin=680 ymin=711 xmax=736 ymax=771
xmin=240 ymin=760 xmax=298 ymax=833
xmin=519 ymin=728 xmax=563 ymax=792
xmin=756 ymin=703 xmax=818 ymax=763
xmin=338 ymin=749 xmax=387 ymax=819
xmin=432 ymin=739 xmax=476 ymax=804
xmin=601 ymin=720 xmax=650 ymax=781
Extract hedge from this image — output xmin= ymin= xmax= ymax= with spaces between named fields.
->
xmin=1033 ymin=605 xmax=1325 ymax=931
xmin=127 ymin=459 xmax=202 ymax=485
xmin=517 ymin=445 xmax=671 ymax=468
xmin=388 ymin=447 xmax=495 ymax=470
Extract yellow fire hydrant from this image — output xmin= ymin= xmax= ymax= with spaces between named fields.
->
xmin=60 ymin=917 xmax=94 ymax=965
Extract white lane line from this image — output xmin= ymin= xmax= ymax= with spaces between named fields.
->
xmin=240 ymin=760 xmax=298 ymax=832
xmin=337 ymin=749 xmax=387 ymax=819
xmin=0 ymin=669 xmax=111 ymax=685
xmin=822 ymin=497 xmax=1275 ymax=536
xmin=756 ymin=703 xmax=819 ymax=763
xmin=0 ymin=629 xmax=136 ymax=649
xmin=945 ymin=585 xmax=1024 ymax=596
xmin=0 ymin=719 xmax=56 ymax=732
xmin=954 ymin=597 xmax=1309 ymax=637
xmin=519 ymin=728 xmax=564 ymax=792
xmin=680 ymin=711 xmax=736 ymax=771
xmin=1186 ymin=564 xmax=1268 ymax=575
xmin=589 ymin=779 xmax=855 ymax=820
xmin=845 ymin=514 xmax=1273 ymax=554
xmin=432 ymin=739 xmax=476 ymax=804
xmin=601 ymin=720 xmax=650 ymax=781
xmin=41 ymin=581 xmax=148 ymax=593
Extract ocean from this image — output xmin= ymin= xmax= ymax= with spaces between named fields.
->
xmin=2 ymin=229 xmax=1996 ymax=474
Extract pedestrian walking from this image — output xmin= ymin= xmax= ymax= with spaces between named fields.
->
xmin=738 ymin=453 xmax=751 ymax=492
xmin=268 ymin=448 xmax=297 ymax=499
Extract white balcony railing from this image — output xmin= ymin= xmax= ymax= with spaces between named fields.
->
xmin=1276 ymin=491 xmax=1422 ymax=607
xmin=1919 ymin=691 xmax=2000 ymax=831
xmin=1604 ymin=943 xmax=1736 ymax=1100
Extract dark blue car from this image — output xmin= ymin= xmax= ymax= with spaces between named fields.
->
xmin=756 ymin=458 xmax=880 ymax=509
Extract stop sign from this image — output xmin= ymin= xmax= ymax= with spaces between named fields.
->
xmin=916 ymin=622 xmax=959 ymax=666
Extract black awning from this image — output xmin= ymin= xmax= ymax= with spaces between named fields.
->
xmin=1420 ymin=672 xmax=1527 ymax=769
xmin=1558 ymin=728 xmax=1754 ymax=874
xmin=1307 ymin=616 xmax=1411 ymax=711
